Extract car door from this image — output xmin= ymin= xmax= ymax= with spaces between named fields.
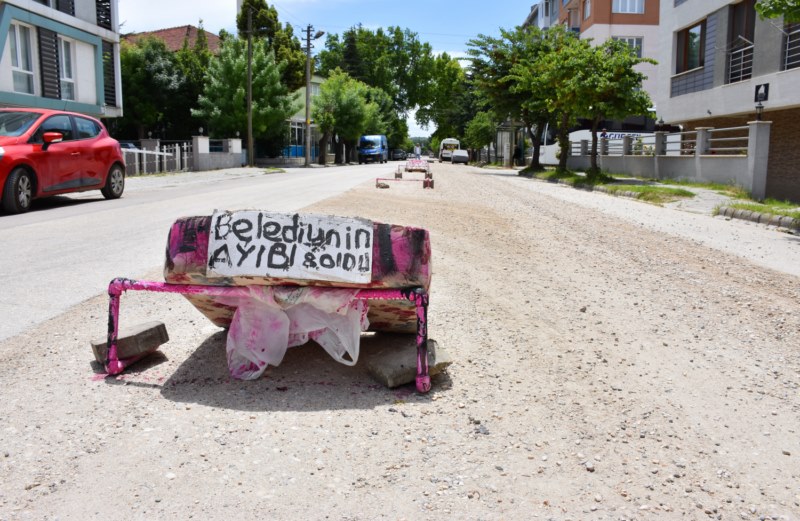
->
xmin=72 ymin=116 xmax=106 ymax=187
xmin=28 ymin=114 xmax=81 ymax=193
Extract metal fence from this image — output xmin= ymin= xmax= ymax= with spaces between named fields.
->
xmin=123 ymin=143 xmax=192 ymax=176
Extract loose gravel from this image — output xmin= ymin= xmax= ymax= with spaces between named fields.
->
xmin=0 ymin=163 xmax=798 ymax=520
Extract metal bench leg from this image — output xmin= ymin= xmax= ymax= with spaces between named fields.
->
xmin=105 ymin=280 xmax=125 ymax=375
xmin=413 ymin=289 xmax=431 ymax=393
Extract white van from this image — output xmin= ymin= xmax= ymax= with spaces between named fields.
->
xmin=438 ymin=138 xmax=460 ymax=162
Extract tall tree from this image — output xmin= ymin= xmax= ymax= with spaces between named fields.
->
xmin=576 ymin=39 xmax=655 ymax=174
xmin=469 ymin=26 xmax=552 ymax=171
xmin=464 ymin=111 xmax=496 ymax=159
xmin=317 ymin=25 xmax=436 ymax=114
xmin=192 ymin=37 xmax=299 ymax=144
xmin=528 ymin=26 xmax=589 ymax=171
xmin=311 ymin=69 xmax=376 ymax=165
xmin=416 ymin=52 xmax=468 ymax=139
xmin=236 ymin=0 xmax=306 ymax=90
xmin=116 ymin=37 xmax=183 ymax=139
xmin=170 ymin=21 xmax=213 ymax=139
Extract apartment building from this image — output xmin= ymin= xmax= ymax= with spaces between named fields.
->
xmin=0 ymin=0 xmax=122 ymax=118
xmin=523 ymin=0 xmax=561 ymax=29
xmin=559 ymin=0 xmax=661 ymax=95
xmin=656 ymin=0 xmax=800 ymax=200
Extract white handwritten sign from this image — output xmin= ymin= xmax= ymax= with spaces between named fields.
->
xmin=207 ymin=211 xmax=373 ymax=283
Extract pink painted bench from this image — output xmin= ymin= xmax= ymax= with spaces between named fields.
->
xmin=103 ymin=213 xmax=435 ymax=392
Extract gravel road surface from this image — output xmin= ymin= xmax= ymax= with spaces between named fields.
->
xmin=1 ymin=163 xmax=798 ymax=520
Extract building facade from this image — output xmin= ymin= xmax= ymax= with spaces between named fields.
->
xmin=524 ymin=0 xmax=561 ymax=29
xmin=0 ymin=0 xmax=122 ymax=118
xmin=559 ymin=0 xmax=661 ymax=96
xmin=656 ymin=1 xmax=800 ymax=200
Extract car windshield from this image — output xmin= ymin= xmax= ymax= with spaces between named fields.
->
xmin=360 ymin=138 xmax=380 ymax=148
xmin=0 ymin=111 xmax=40 ymax=137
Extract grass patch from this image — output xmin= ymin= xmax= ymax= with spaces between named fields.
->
xmin=604 ymin=185 xmax=695 ymax=204
xmin=725 ymin=199 xmax=800 ymax=219
xmin=656 ymin=179 xmax=749 ymax=198
xmin=531 ymin=169 xmax=609 ymax=186
xmin=531 ymin=169 xmax=695 ymax=205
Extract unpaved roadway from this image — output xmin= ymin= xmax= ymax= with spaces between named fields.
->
xmin=1 ymin=163 xmax=798 ymax=520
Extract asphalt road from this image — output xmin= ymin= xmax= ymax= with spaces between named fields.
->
xmin=0 ymin=163 xmax=391 ymax=341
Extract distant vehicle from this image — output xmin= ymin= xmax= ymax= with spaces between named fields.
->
xmin=119 ymin=142 xmax=139 ymax=150
xmin=358 ymin=134 xmax=388 ymax=164
xmin=451 ymin=149 xmax=469 ymax=164
xmin=391 ymin=149 xmax=407 ymax=161
xmin=438 ymin=138 xmax=460 ymax=162
xmin=0 ymin=108 xmax=125 ymax=214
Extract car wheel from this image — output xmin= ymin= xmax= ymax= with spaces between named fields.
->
xmin=2 ymin=167 xmax=34 ymax=214
xmin=101 ymin=164 xmax=125 ymax=199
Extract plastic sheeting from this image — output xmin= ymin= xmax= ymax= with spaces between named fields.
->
xmin=216 ymin=287 xmax=369 ymax=380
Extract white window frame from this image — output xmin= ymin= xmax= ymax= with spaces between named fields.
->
xmin=584 ymin=0 xmax=591 ymax=20
xmin=9 ymin=23 xmax=35 ymax=95
xmin=612 ymin=0 xmax=645 ymax=14
xmin=58 ymin=36 xmax=76 ymax=100
xmin=613 ymin=36 xmax=644 ymax=58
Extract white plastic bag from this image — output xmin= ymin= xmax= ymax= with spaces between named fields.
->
xmin=218 ymin=286 xmax=368 ymax=380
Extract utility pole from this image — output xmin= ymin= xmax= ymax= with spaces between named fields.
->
xmin=304 ymin=25 xmax=324 ymax=167
xmin=246 ymin=7 xmax=254 ymax=166
xmin=304 ymin=24 xmax=312 ymax=167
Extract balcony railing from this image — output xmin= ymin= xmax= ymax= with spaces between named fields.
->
xmin=785 ymin=23 xmax=800 ymax=71
xmin=728 ymin=44 xmax=754 ymax=83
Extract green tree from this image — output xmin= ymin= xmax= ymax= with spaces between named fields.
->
xmin=170 ymin=21 xmax=213 ymax=139
xmin=192 ymin=37 xmax=299 ymax=145
xmin=756 ymin=0 xmax=800 ymax=22
xmin=236 ymin=0 xmax=306 ymax=90
xmin=577 ymin=39 xmax=655 ymax=174
xmin=311 ymin=69 xmax=374 ymax=165
xmin=317 ymin=25 xmax=436 ymax=115
xmin=416 ymin=53 xmax=469 ymax=139
xmin=530 ymin=26 xmax=590 ymax=171
xmin=464 ymin=112 xmax=496 ymax=158
xmin=116 ymin=37 xmax=183 ymax=139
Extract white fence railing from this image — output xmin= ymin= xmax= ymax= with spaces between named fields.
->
xmin=123 ymin=143 xmax=192 ymax=176
xmin=552 ymin=121 xmax=771 ymax=199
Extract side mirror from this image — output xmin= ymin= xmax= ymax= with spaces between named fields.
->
xmin=42 ymin=132 xmax=63 ymax=151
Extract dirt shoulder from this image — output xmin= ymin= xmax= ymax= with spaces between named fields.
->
xmin=0 ymin=164 xmax=798 ymax=520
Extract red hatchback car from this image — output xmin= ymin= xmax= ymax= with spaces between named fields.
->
xmin=0 ymin=108 xmax=125 ymax=214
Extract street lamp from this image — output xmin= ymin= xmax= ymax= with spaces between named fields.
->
xmin=304 ymin=25 xmax=325 ymax=167
xmin=755 ymin=100 xmax=764 ymax=121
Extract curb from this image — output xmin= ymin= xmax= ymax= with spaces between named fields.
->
xmin=717 ymin=206 xmax=800 ymax=231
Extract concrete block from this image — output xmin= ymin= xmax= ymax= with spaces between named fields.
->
xmin=361 ymin=335 xmax=452 ymax=388
xmin=91 ymin=321 xmax=169 ymax=363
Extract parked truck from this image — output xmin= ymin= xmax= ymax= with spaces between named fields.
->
xmin=438 ymin=138 xmax=460 ymax=162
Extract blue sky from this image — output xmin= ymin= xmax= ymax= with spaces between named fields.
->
xmin=118 ymin=0 xmax=536 ymax=135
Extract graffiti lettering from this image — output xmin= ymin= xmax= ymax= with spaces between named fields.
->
xmin=208 ymin=211 xmax=373 ymax=283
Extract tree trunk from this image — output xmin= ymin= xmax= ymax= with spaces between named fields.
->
xmin=335 ymin=139 xmax=344 ymax=164
xmin=526 ymin=123 xmax=544 ymax=171
xmin=589 ymin=115 xmax=600 ymax=176
xmin=557 ymin=113 xmax=570 ymax=172
xmin=318 ymin=132 xmax=329 ymax=165
xmin=344 ymin=140 xmax=354 ymax=163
